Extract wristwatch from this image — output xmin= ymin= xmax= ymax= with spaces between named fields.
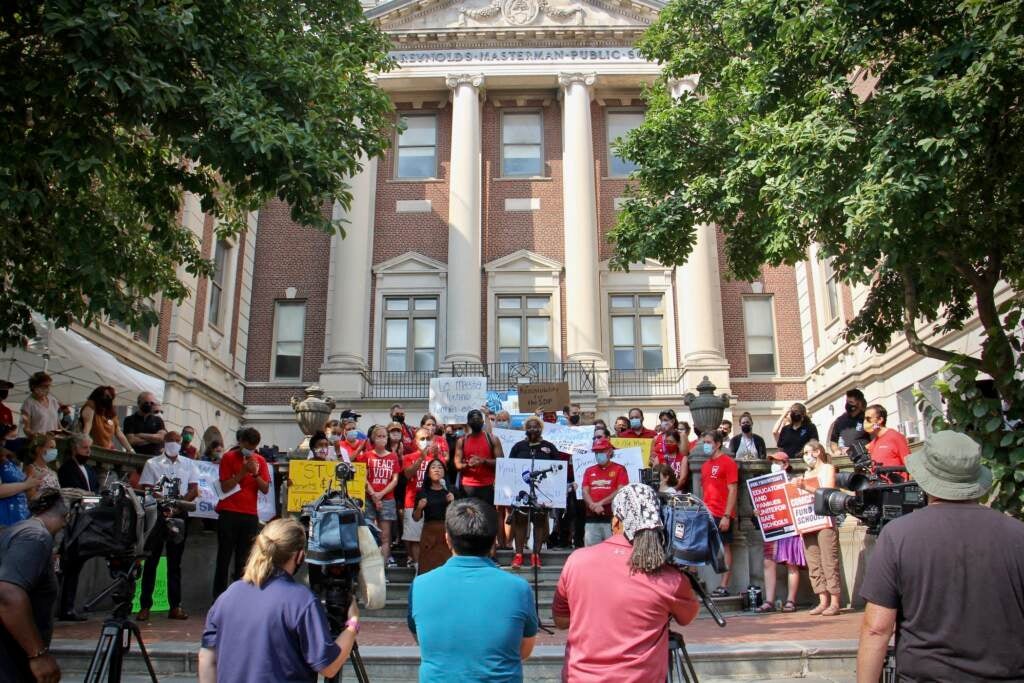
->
xmin=344 ymin=617 xmax=361 ymax=635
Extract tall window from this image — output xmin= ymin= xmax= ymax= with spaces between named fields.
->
xmin=610 ymin=294 xmax=664 ymax=369
xmin=743 ymin=297 xmax=776 ymax=374
xmin=607 ymin=110 xmax=644 ymax=177
xmin=209 ymin=240 xmax=229 ymax=328
xmin=396 ymin=114 xmax=437 ymax=179
xmin=273 ymin=301 xmax=305 ymax=380
xmin=384 ymin=297 xmax=438 ymax=371
xmin=822 ymin=256 xmax=840 ymax=322
xmin=501 ymin=111 xmax=543 ymax=177
xmin=497 ymin=295 xmax=552 ymax=364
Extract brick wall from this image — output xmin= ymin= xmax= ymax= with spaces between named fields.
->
xmin=192 ymin=213 xmax=215 ymax=345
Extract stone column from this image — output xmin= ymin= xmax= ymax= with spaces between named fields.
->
xmin=320 ymin=156 xmax=378 ymax=398
xmin=559 ymin=72 xmax=604 ymax=366
xmin=443 ymin=74 xmax=485 ymax=367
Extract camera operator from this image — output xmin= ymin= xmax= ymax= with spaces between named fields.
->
xmin=863 ymin=404 xmax=910 ymax=469
xmin=552 ymin=483 xmax=699 ymax=682
xmin=200 ymin=518 xmax=359 ymax=683
xmin=137 ymin=431 xmax=199 ymax=621
xmin=856 ymin=431 xmax=1024 ymax=682
xmin=213 ymin=427 xmax=270 ymax=600
xmin=0 ymin=488 xmax=68 ymax=683
xmin=507 ymin=416 xmax=558 ymax=570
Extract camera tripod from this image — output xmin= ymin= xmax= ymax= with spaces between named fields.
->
xmin=82 ymin=559 xmax=159 ymax=683
xmin=665 ymin=569 xmax=727 ymax=683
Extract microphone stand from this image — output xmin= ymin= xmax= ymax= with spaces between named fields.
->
xmin=521 ymin=444 xmax=555 ymax=634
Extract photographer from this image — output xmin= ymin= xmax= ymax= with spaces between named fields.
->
xmin=137 ymin=431 xmax=199 ymax=621
xmin=507 ymin=416 xmax=559 ymax=570
xmin=552 ymin=483 xmax=699 ymax=681
xmin=0 ymin=489 xmax=67 ymax=683
xmin=200 ymin=518 xmax=359 ymax=683
xmin=857 ymin=431 xmax=1024 ymax=682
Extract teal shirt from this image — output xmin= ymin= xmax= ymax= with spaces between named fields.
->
xmin=409 ymin=555 xmax=539 ymax=683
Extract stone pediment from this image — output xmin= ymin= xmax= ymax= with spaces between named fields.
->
xmin=368 ymin=0 xmax=662 ymax=33
xmin=372 ymin=251 xmax=448 ymax=275
xmin=484 ymin=249 xmax=562 ymax=273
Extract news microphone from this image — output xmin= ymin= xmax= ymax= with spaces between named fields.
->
xmin=441 ymin=478 xmax=448 ymax=492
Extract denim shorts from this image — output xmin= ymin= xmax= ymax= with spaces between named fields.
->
xmin=365 ymin=498 xmax=398 ymax=522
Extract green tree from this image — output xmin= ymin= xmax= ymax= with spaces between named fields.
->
xmin=1 ymin=0 xmax=394 ymax=346
xmin=611 ymin=0 xmax=1024 ymax=515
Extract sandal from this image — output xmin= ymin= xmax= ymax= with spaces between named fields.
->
xmin=781 ymin=601 xmax=797 ymax=612
xmin=820 ymin=606 xmax=841 ymax=616
xmin=711 ymin=587 xmax=729 ymax=598
xmin=808 ymin=605 xmax=827 ymax=616
xmin=756 ymin=602 xmax=775 ymax=613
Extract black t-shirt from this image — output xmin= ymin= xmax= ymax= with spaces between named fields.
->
xmin=828 ymin=412 xmax=864 ymax=445
xmin=508 ymin=439 xmax=559 ymax=461
xmin=775 ymin=422 xmax=818 ymax=458
xmin=415 ymin=487 xmax=451 ymax=523
xmin=860 ymin=504 xmax=1024 ymax=681
xmin=0 ymin=518 xmax=58 ymax=682
xmin=123 ymin=412 xmax=166 ymax=455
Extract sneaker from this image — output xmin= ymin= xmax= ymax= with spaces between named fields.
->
xmin=530 ymin=554 xmax=542 ymax=568
xmin=510 ymin=554 xmax=523 ymax=569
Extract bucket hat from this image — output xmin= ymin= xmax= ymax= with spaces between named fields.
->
xmin=905 ymin=431 xmax=992 ymax=500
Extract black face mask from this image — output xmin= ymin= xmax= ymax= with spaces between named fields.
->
xmin=741 ymin=423 xmax=752 ymax=434
xmin=140 ymin=402 xmax=153 ymax=414
xmin=0 ymin=390 xmax=7 ymax=401
xmin=468 ymin=420 xmax=484 ymax=433
xmin=845 ymin=403 xmax=859 ymax=416
xmin=393 ymin=414 xmax=405 ymax=424
xmin=569 ymin=414 xmax=581 ymax=425
xmin=790 ymin=411 xmax=802 ymax=423
xmin=526 ymin=428 xmax=542 ymax=442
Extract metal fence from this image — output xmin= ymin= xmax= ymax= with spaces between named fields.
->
xmin=451 ymin=361 xmax=597 ymax=393
xmin=361 ymin=370 xmax=434 ymax=399
xmin=607 ymin=368 xmax=684 ymax=397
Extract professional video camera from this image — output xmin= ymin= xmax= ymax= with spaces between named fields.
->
xmin=151 ymin=475 xmax=196 ymax=544
xmin=62 ymin=480 xmax=156 ymax=561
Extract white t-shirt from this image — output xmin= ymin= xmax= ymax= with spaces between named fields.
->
xmin=140 ymin=454 xmax=199 ymax=496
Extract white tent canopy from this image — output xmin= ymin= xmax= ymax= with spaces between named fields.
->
xmin=0 ymin=315 xmax=165 ymax=408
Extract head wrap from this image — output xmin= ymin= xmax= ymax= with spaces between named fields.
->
xmin=612 ymin=483 xmax=663 ymax=542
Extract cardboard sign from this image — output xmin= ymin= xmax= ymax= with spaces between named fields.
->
xmin=517 ymin=382 xmax=571 ymax=413
xmin=429 ymin=377 xmax=487 ymax=424
xmin=286 ymin=460 xmax=368 ymax=513
xmin=785 ymin=481 xmax=834 ymax=534
xmin=192 ymin=459 xmax=277 ymax=523
xmin=610 ymin=437 xmax=654 ymax=466
xmin=572 ymin=445 xmax=645 ymax=485
xmin=494 ymin=458 xmax=568 ymax=509
xmin=543 ymin=423 xmax=596 ymax=454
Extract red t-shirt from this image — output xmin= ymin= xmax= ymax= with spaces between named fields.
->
xmin=619 ymin=427 xmax=657 ymax=439
xmin=358 ymin=450 xmax=399 ymax=500
xmin=868 ymin=429 xmax=912 ymax=469
xmin=432 ymin=435 xmax=449 ymax=455
xmin=0 ymin=403 xmax=12 ymax=428
xmin=216 ymin=447 xmax=271 ymax=516
xmin=582 ymin=462 xmax=629 ymax=517
xmin=338 ymin=439 xmax=366 ymax=463
xmin=460 ymin=432 xmax=495 ymax=487
xmin=700 ymin=454 xmax=738 ymax=518
xmin=182 ymin=444 xmax=198 ymax=459
xmin=403 ymin=449 xmax=449 ymax=508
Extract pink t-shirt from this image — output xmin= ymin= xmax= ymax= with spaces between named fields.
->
xmin=552 ymin=535 xmax=699 ymax=682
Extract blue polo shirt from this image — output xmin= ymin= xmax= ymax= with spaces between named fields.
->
xmin=408 ymin=555 xmax=539 ymax=683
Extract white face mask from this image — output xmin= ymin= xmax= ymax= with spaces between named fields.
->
xmin=164 ymin=442 xmax=182 ymax=458
xmin=770 ymin=462 xmax=785 ymax=473
xmin=418 ymin=439 xmax=430 ymax=450
xmin=803 ymin=453 xmax=817 ymax=467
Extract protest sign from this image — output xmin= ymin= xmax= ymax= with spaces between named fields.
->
xmin=492 ymin=427 xmax=525 ymax=459
xmin=785 ymin=481 xmax=833 ymax=534
xmin=517 ymin=382 xmax=571 ymax=413
xmin=132 ymin=557 xmax=168 ymax=612
xmin=571 ymin=445 xmax=645 ymax=485
xmin=495 ymin=458 xmax=568 ymax=509
xmin=543 ymin=423 xmax=595 ymax=454
xmin=429 ymin=377 xmax=487 ymax=424
xmin=610 ymin=437 xmax=654 ymax=465
xmin=747 ymin=472 xmax=798 ymax=541
xmin=193 ymin=459 xmax=277 ymax=522
xmin=286 ymin=460 xmax=368 ymax=513
xmin=486 ymin=389 xmax=519 ymax=415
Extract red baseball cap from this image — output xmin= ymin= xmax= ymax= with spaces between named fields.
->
xmin=592 ymin=437 xmax=614 ymax=453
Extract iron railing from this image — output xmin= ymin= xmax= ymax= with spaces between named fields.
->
xmin=451 ymin=361 xmax=597 ymax=393
xmin=361 ymin=370 xmax=434 ymax=399
xmin=607 ymin=368 xmax=684 ymax=397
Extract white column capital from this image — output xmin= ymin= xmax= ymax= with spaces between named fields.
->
xmin=445 ymin=73 xmax=485 ymax=90
xmin=668 ymin=74 xmax=701 ymax=99
xmin=558 ymin=72 xmax=597 ymax=90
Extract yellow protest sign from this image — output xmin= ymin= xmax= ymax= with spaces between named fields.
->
xmin=610 ymin=437 xmax=655 ymax=466
xmin=287 ymin=460 xmax=367 ymax=512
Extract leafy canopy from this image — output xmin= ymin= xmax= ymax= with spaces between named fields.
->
xmin=0 ymin=0 xmax=395 ymax=347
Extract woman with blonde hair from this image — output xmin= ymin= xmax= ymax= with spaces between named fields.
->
xmin=199 ymin=518 xmax=359 ymax=682
xmin=796 ymin=439 xmax=843 ymax=616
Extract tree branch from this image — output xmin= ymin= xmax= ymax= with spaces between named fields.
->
xmin=901 ymin=267 xmax=984 ymax=370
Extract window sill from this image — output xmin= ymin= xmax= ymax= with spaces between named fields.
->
xmin=387 ymin=178 xmax=445 ymax=184
xmin=602 ymin=176 xmax=636 ymax=181
xmin=493 ymin=176 xmax=552 ymax=182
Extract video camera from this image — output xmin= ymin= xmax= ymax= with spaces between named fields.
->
xmin=62 ymin=481 xmax=156 ymax=562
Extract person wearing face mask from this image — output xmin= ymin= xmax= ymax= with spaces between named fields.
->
xmin=305 ymin=431 xmax=335 ymax=461
xmin=562 ymin=403 xmax=583 ymax=426
xmin=419 ymin=414 xmax=449 ymax=456
xmin=213 ymin=427 xmax=270 ymax=600
xmin=180 ymin=425 xmax=199 ymax=459
xmin=660 ymin=431 xmax=690 ymax=490
xmin=651 ymin=409 xmax=680 ymax=466
xmin=0 ymin=381 xmax=13 ymax=428
xmin=20 ymin=372 xmax=62 ymax=440
xmin=756 ymin=452 xmax=807 ymax=613
xmin=864 ymin=404 xmax=911 ymax=469
xmin=698 ymin=430 xmax=737 ymax=596
xmin=581 ymin=438 xmax=629 ymax=547
xmin=56 ymin=433 xmax=99 ymax=621
xmin=772 ymin=402 xmax=819 ymax=459
xmin=455 ymin=410 xmax=500 ymax=505
xmin=337 ymin=418 xmax=366 ymax=463
xmin=123 ymin=391 xmax=167 ymax=456
xmin=507 ymin=417 xmax=559 ymax=569
xmin=389 ymin=404 xmax=417 ymax=452
xmin=401 ymin=428 xmax=448 ymax=572
xmin=728 ymin=411 xmax=767 ymax=460
xmin=795 ymin=440 xmax=842 ymax=616
xmin=20 ymin=434 xmax=60 ymax=497
xmin=492 ymin=410 xmax=512 ymax=431
xmin=199 ymin=518 xmax=359 ymax=683
xmin=620 ymin=408 xmax=657 ymax=438
xmin=356 ymin=425 xmax=400 ymax=568
xmin=612 ymin=416 xmax=630 ymax=438
xmin=827 ymin=388 xmax=867 ymax=454
xmin=202 ymin=440 xmax=224 ymax=463
xmin=79 ymin=385 xmax=134 ymax=453
xmin=137 ymin=431 xmax=200 ymax=621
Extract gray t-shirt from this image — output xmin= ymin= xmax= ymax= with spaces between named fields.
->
xmin=860 ymin=503 xmax=1024 ymax=681
xmin=0 ymin=517 xmax=58 ymax=683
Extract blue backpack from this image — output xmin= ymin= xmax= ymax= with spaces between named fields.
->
xmin=661 ymin=494 xmax=728 ymax=573
xmin=305 ymin=493 xmax=363 ymax=566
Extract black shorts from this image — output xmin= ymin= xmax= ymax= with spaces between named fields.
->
xmin=462 ymin=485 xmax=494 ymax=506
xmin=713 ymin=516 xmax=735 ymax=544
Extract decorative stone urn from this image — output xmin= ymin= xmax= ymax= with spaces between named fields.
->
xmin=290 ymin=385 xmax=336 ymax=438
xmin=683 ymin=375 xmax=730 ymax=436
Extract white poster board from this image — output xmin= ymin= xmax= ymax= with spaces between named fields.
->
xmin=494 ymin=458 xmax=568 ymax=509
xmin=542 ymin=423 xmax=596 ymax=454
xmin=571 ymin=445 xmax=645 ymax=485
xmin=492 ymin=427 xmax=525 ymax=459
xmin=193 ymin=459 xmax=277 ymax=523
xmin=429 ymin=377 xmax=487 ymax=424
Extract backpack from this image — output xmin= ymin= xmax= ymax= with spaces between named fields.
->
xmin=661 ymin=494 xmax=728 ymax=573
xmin=305 ymin=492 xmax=363 ymax=566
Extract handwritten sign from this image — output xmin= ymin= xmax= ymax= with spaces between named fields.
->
xmin=286 ymin=460 xmax=368 ymax=513
xmin=610 ymin=437 xmax=654 ymax=466
xmin=192 ymin=459 xmax=277 ymax=523
xmin=785 ymin=481 xmax=833 ymax=534
xmin=486 ymin=389 xmax=519 ymax=415
xmin=517 ymin=382 xmax=571 ymax=413
xmin=747 ymin=472 xmax=797 ymax=541
xmin=571 ymin=445 xmax=645 ymax=485
xmin=492 ymin=427 xmax=525 ymax=460
xmin=495 ymin=458 xmax=568 ymax=509
xmin=543 ymin=423 xmax=595 ymax=454
xmin=429 ymin=377 xmax=487 ymax=424
xmin=132 ymin=557 xmax=168 ymax=612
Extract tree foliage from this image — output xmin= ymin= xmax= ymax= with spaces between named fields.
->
xmin=0 ymin=0 xmax=395 ymax=347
